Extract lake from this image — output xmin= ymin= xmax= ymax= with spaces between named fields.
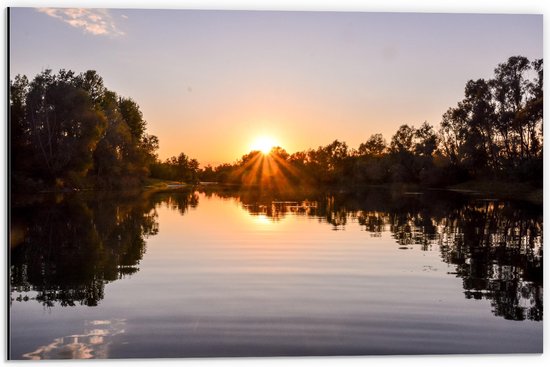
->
xmin=9 ymin=187 xmax=543 ymax=359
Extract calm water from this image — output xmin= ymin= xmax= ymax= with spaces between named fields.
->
xmin=9 ymin=188 xmax=543 ymax=359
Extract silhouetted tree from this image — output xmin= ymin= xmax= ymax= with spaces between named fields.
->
xmin=150 ymin=152 xmax=200 ymax=183
xmin=24 ymin=70 xmax=107 ymax=186
xmin=358 ymin=133 xmax=387 ymax=157
xmin=10 ymin=69 xmax=160 ymax=190
xmin=438 ymin=56 xmax=543 ymax=181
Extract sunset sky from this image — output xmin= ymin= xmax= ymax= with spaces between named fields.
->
xmin=9 ymin=8 xmax=542 ymax=166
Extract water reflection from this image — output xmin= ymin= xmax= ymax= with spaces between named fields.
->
xmin=10 ymin=187 xmax=542 ymax=322
xmin=211 ymin=188 xmax=543 ymax=321
xmin=10 ymin=190 xmax=196 ymax=307
xmin=22 ymin=319 xmax=126 ymax=359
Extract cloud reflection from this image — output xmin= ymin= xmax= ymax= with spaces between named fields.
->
xmin=22 ymin=319 xmax=126 ymax=360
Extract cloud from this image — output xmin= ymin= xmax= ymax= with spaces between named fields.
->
xmin=37 ymin=8 xmax=124 ymax=36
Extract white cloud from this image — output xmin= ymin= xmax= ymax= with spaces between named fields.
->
xmin=37 ymin=8 xmax=124 ymax=36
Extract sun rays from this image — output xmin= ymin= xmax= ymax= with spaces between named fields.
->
xmin=229 ymin=148 xmax=304 ymax=193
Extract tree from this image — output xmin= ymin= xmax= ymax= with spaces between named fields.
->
xmin=437 ymin=56 xmax=543 ymax=180
xmin=390 ymin=125 xmax=415 ymax=154
xmin=358 ymin=134 xmax=386 ymax=156
xmin=10 ymin=75 xmax=31 ymax=177
xmin=24 ymin=70 xmax=107 ymax=185
xmin=92 ymin=90 xmax=133 ymax=186
xmin=413 ymin=122 xmax=437 ymax=157
xmin=118 ymin=97 xmax=146 ymax=141
xmin=10 ymin=69 xmax=160 ymax=190
xmin=150 ymin=152 xmax=200 ymax=183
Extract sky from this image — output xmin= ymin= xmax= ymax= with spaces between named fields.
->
xmin=9 ymin=8 xmax=542 ymax=166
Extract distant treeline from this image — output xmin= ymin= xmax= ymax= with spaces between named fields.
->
xmin=198 ymin=56 xmax=543 ymax=188
xmin=10 ymin=56 xmax=542 ymax=191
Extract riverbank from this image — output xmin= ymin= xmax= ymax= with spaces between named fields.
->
xmin=142 ymin=177 xmax=191 ymax=189
xmin=13 ymin=176 xmax=543 ymax=206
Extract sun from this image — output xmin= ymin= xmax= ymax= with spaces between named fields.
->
xmin=251 ymin=135 xmax=278 ymax=154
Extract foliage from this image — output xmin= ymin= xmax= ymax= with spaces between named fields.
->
xmin=440 ymin=56 xmax=543 ymax=179
xmin=11 ymin=56 xmax=543 ymax=192
xmin=150 ymin=152 xmax=200 ymax=183
xmin=10 ymin=69 xmax=161 ymax=190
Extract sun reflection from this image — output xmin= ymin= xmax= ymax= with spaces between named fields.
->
xmin=255 ymin=214 xmax=271 ymax=225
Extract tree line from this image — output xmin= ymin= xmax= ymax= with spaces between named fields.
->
xmin=10 ymin=56 xmax=542 ymax=191
xmin=198 ymin=56 xmax=543 ymax=188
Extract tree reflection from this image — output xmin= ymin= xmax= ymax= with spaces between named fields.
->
xmin=437 ymin=201 xmax=543 ymax=321
xmin=218 ymin=187 xmax=542 ymax=321
xmin=10 ymin=189 xmax=197 ymax=307
xmin=11 ymin=187 xmax=542 ymax=321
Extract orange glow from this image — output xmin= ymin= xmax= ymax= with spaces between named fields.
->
xmin=229 ymin=148 xmax=306 ymax=194
xmin=250 ymin=136 xmax=278 ymax=154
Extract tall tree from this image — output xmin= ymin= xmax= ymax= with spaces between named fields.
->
xmin=25 ymin=70 xmax=107 ymax=184
xmin=10 ymin=69 xmax=160 ymax=190
xmin=438 ymin=55 xmax=543 ymax=179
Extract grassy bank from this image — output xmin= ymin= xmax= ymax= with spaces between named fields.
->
xmin=142 ymin=178 xmax=191 ymax=189
xmin=143 ymin=179 xmax=543 ymax=206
